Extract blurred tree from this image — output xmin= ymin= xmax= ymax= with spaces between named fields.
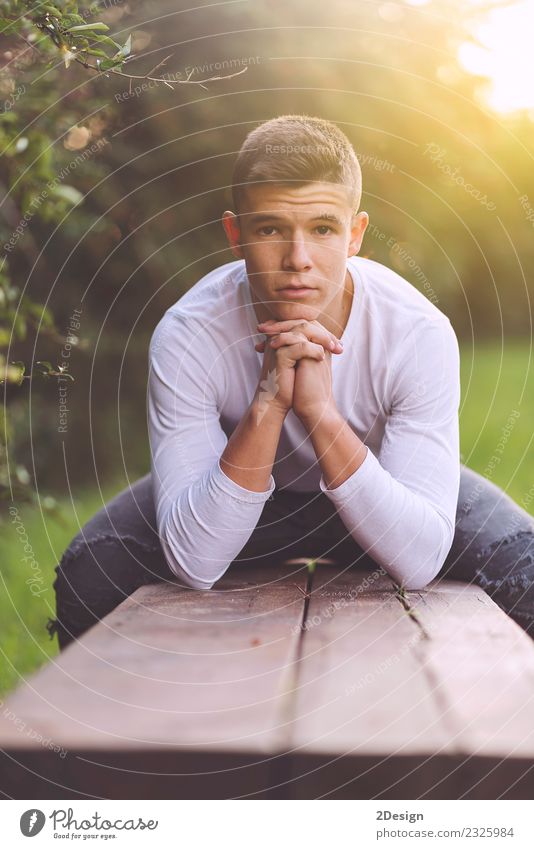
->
xmin=1 ymin=0 xmax=532 ymax=498
xmin=0 ymin=0 xmax=247 ymax=503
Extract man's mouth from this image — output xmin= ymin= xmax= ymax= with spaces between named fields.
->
xmin=277 ymin=284 xmax=316 ymax=298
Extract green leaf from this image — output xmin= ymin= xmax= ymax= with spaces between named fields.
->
xmin=36 ymin=361 xmax=75 ymax=381
xmin=83 ymin=47 xmax=108 ymax=58
xmin=11 ymin=361 xmax=25 ymax=386
xmin=35 ymin=360 xmax=53 ymax=374
xmin=115 ymin=34 xmax=131 ymax=58
xmin=66 ymin=22 xmax=110 ymax=34
xmin=98 ymin=57 xmax=123 ymax=72
xmin=63 ymin=14 xmax=86 ymax=26
xmin=93 ymin=34 xmax=123 ymax=51
xmin=41 ymin=5 xmax=63 ymax=16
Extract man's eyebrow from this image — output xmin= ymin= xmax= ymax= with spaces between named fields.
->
xmin=245 ymin=213 xmax=288 ymax=225
xmin=245 ymin=212 xmax=346 ymax=226
xmin=312 ymin=213 xmax=345 ymax=227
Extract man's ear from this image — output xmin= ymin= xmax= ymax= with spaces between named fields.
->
xmin=221 ymin=210 xmax=244 ymax=259
xmin=347 ymin=211 xmax=369 ymax=257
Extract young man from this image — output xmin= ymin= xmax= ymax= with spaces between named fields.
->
xmin=48 ymin=115 xmax=534 ymax=650
xmin=148 ymin=114 xmax=461 ymax=592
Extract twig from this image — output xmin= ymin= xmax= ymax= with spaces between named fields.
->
xmin=144 ymin=53 xmax=174 ymax=78
xmin=74 ymin=56 xmax=248 ymax=90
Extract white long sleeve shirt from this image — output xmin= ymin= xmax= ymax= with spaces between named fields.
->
xmin=147 ymin=256 xmax=461 ymax=591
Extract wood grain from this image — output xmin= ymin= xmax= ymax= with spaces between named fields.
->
xmin=1 ymin=560 xmax=534 ymax=798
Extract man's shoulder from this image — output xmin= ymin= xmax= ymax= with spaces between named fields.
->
xmin=167 ymin=259 xmax=246 ymax=318
xmin=350 ymin=257 xmax=459 ymax=401
xmin=350 ymin=255 xmax=449 ymax=326
xmin=150 ymin=259 xmax=247 ymax=352
xmin=348 ymin=256 xmax=459 ymax=376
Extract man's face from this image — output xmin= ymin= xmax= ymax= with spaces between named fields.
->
xmin=222 ymin=182 xmax=368 ymax=323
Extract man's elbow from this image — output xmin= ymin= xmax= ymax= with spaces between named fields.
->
xmin=166 ymin=557 xmax=217 ymax=591
xmin=399 ymin=517 xmax=454 ymax=591
xmin=402 ymin=571 xmax=438 ymax=592
xmin=172 ymin=568 xmax=217 ymax=591
xmin=401 ymin=560 xmax=444 ymax=591
xmin=160 ymin=533 xmax=220 ymax=591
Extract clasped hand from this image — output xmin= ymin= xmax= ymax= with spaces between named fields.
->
xmin=254 ymin=318 xmax=344 ymax=426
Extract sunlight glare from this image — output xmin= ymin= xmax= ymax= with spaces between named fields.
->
xmin=458 ymin=0 xmax=534 ymax=113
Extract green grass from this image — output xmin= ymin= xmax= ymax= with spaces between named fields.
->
xmin=0 ymin=479 xmax=124 ymax=698
xmin=0 ymin=340 xmax=532 ymax=698
xmin=459 ymin=341 xmax=534 ymax=508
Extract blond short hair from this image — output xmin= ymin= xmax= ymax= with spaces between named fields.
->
xmin=231 ymin=114 xmax=362 ymax=214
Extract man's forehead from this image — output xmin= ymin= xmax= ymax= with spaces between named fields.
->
xmin=239 ymin=183 xmax=354 ymax=221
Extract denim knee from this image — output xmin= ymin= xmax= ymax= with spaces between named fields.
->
xmin=471 ymin=530 xmax=534 ymax=636
xmin=46 ymin=531 xmax=169 ymax=651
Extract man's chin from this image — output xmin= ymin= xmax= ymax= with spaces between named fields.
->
xmin=271 ymin=300 xmax=322 ymax=322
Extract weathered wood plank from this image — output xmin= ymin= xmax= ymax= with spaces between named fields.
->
xmin=1 ymin=562 xmax=308 ymax=751
xmin=0 ymin=562 xmax=308 ymax=798
xmin=290 ymin=565 xmax=458 ymax=756
xmin=2 ymin=562 xmax=534 ymax=799
xmin=403 ymin=579 xmax=534 ymax=756
xmin=283 ymin=565 xmax=534 ymax=799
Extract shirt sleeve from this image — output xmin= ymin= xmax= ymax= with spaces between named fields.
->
xmin=319 ymin=316 xmax=461 ymax=590
xmin=147 ymin=311 xmax=275 ymax=590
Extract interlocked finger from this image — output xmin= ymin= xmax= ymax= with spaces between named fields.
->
xmin=277 ymin=339 xmax=327 ymax=366
xmin=261 ymin=321 xmax=343 ymax=352
xmin=268 ymin=330 xmax=310 ymax=349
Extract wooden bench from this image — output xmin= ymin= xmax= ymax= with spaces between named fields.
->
xmin=1 ymin=561 xmax=534 ymax=799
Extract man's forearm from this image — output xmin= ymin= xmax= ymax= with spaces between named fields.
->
xmin=301 ymin=406 xmax=368 ymax=490
xmin=219 ymin=398 xmax=287 ymax=492
xmin=157 ymin=395 xmax=286 ymax=590
xmin=300 ymin=405 xmax=455 ymax=590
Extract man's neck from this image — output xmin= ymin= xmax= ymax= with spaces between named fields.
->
xmin=319 ymin=267 xmax=354 ymax=338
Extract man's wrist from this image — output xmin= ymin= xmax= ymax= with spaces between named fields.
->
xmin=299 ymin=403 xmax=367 ymax=490
xmin=296 ymin=403 xmax=343 ymax=433
xmin=250 ymin=396 xmax=289 ymax=426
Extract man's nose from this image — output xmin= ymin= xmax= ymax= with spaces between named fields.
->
xmin=281 ymin=235 xmax=313 ymax=271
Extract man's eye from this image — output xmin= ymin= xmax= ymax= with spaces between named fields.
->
xmin=315 ymin=225 xmax=334 ymax=235
xmin=258 ymin=226 xmax=277 ymax=235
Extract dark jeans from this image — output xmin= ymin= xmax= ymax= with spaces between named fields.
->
xmin=47 ymin=465 xmax=534 ymax=650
